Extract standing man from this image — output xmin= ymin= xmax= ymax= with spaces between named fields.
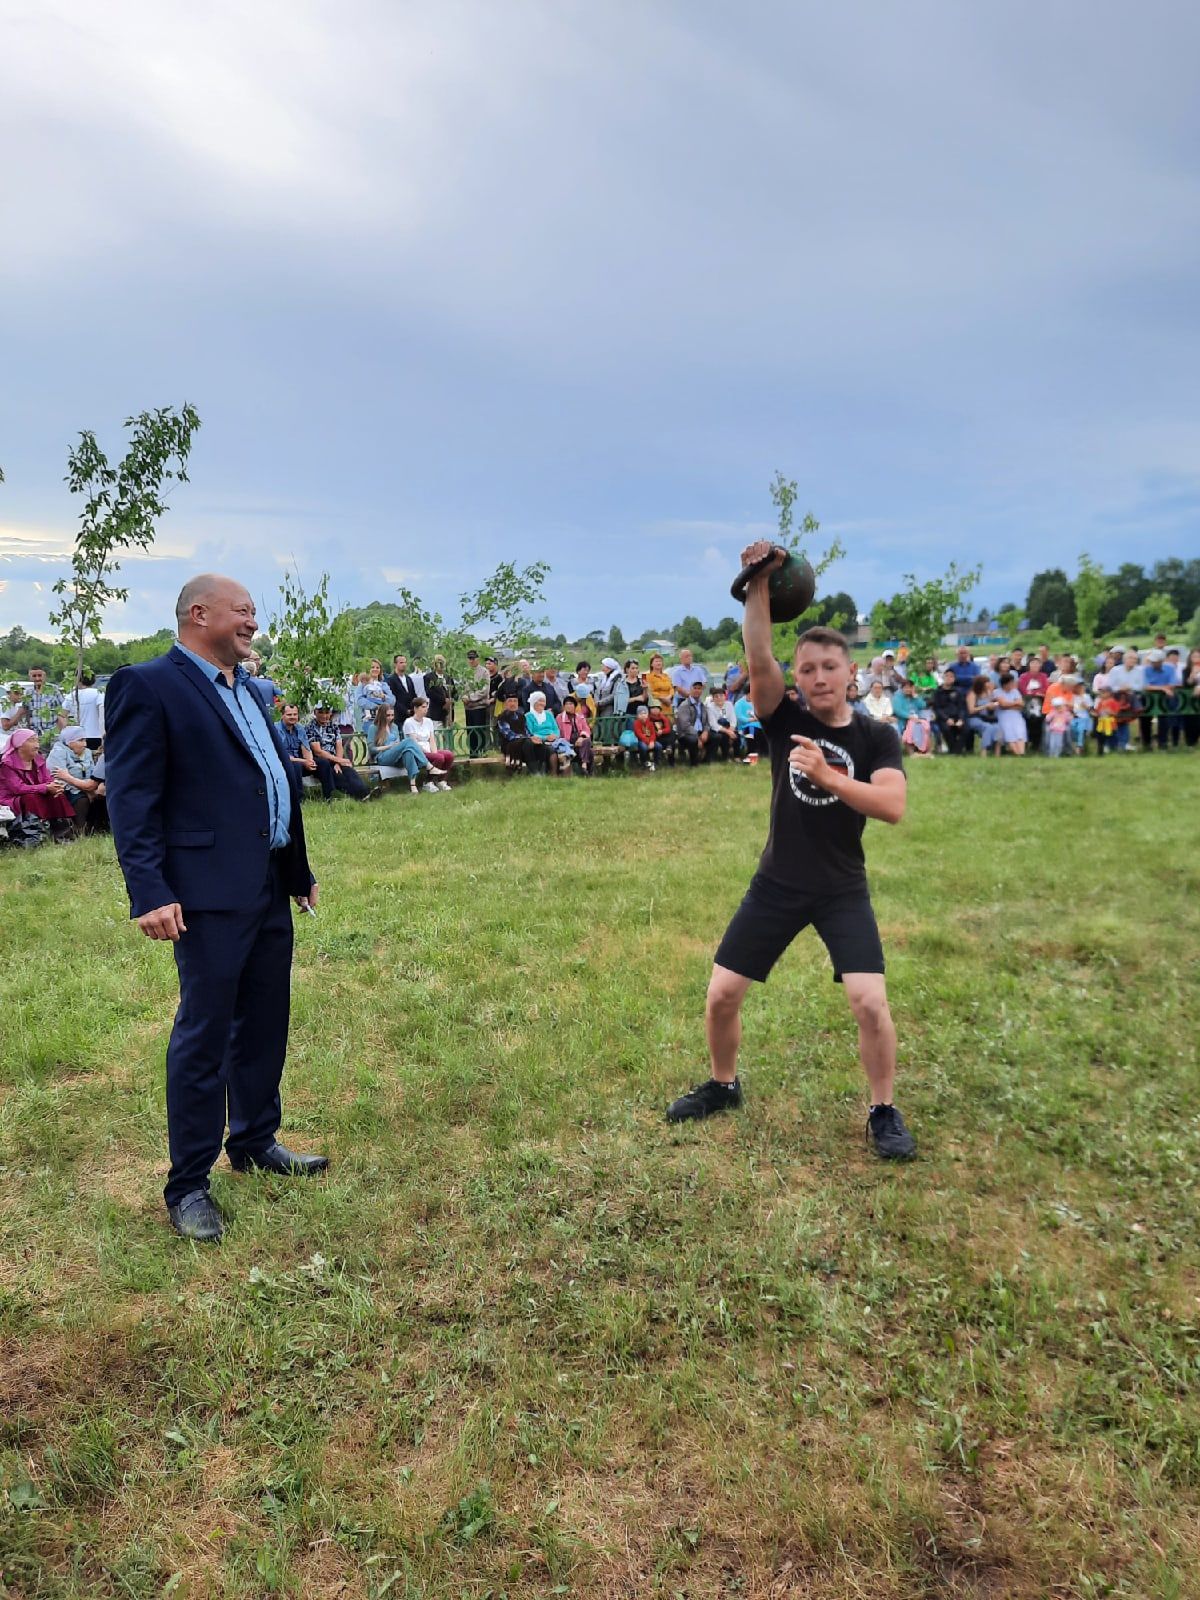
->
xmin=462 ymin=650 xmax=491 ymax=756
xmin=388 ymin=654 xmax=418 ymax=723
xmin=666 ymin=542 xmax=916 ymax=1159
xmin=104 ymin=575 xmax=327 ymax=1243
xmin=27 ymin=666 xmax=64 ymax=741
xmin=670 ymin=647 xmax=708 ymax=708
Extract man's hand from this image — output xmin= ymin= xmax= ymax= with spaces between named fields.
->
xmin=789 ymin=735 xmax=841 ymax=793
xmin=739 ymin=539 xmax=785 ymax=584
xmin=295 ymin=881 xmax=320 ymax=913
xmin=303 ymin=757 xmax=316 ymax=772
xmin=137 ymin=902 xmax=187 ymax=941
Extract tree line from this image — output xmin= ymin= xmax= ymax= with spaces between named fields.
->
xmin=1023 ymin=558 xmax=1200 ymax=641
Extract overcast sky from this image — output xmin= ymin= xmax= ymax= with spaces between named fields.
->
xmin=2 ymin=0 xmax=1197 ymax=642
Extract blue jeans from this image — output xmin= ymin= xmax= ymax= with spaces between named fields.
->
xmin=374 ymin=737 xmax=430 ymax=780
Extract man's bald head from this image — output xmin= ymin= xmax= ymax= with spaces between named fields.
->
xmin=175 ymin=574 xmax=258 ymax=672
xmin=175 ymin=574 xmax=248 ymax=626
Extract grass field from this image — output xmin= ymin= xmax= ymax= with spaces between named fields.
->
xmin=2 ymin=757 xmax=1199 ymax=1599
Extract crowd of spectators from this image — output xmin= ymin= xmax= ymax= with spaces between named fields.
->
xmin=854 ymin=637 xmax=1200 ymax=757
xmin=3 ymin=634 xmax=1197 ymax=846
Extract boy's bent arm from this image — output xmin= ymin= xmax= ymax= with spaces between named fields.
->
xmin=740 ymin=540 xmax=785 ymax=721
xmin=790 ymin=735 xmax=907 ymax=824
xmin=830 ymin=766 xmax=906 ymax=824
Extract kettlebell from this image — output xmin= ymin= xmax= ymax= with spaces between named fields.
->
xmin=730 ymin=545 xmax=816 ymax=624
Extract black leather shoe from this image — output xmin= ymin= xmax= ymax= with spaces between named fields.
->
xmin=167 ymin=1190 xmax=224 ymax=1242
xmin=230 ymin=1141 xmax=329 ymax=1177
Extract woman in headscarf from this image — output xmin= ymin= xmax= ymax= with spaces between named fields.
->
xmin=0 ymin=729 xmax=76 ymax=835
xmin=524 ymin=691 xmax=573 ymax=775
xmin=46 ymin=724 xmax=108 ymax=831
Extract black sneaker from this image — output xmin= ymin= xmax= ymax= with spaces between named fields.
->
xmin=666 ymin=1077 xmax=742 ymax=1123
xmin=866 ymin=1103 xmax=916 ymax=1160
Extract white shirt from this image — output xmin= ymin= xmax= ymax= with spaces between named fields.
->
xmin=75 ymin=685 xmax=103 ymax=738
xmin=403 ymin=715 xmax=438 ymax=756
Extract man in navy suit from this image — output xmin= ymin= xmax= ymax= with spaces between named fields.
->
xmin=105 ymin=574 xmax=328 ymax=1242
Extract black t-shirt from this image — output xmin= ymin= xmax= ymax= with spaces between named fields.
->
xmin=758 ymin=698 xmax=904 ymax=894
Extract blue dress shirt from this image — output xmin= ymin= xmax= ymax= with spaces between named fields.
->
xmin=176 ymin=642 xmax=292 ymax=848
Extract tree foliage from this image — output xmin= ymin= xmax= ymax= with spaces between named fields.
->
xmin=765 ymin=472 xmax=846 ymax=659
xmin=266 ymin=568 xmax=353 ymax=712
xmin=1118 ymin=591 xmax=1179 ymax=639
xmin=876 ymin=564 xmax=982 ymax=663
xmin=1071 ymin=554 xmax=1114 ymax=656
xmin=459 ymin=560 xmax=550 ymax=655
xmin=1024 ymin=568 xmax=1077 ymax=633
xmin=48 ymin=404 xmax=200 ymax=705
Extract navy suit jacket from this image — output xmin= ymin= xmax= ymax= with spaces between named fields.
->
xmin=105 ymin=646 xmax=316 ymax=918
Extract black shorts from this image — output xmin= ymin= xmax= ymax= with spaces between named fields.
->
xmin=714 ymin=871 xmax=885 ymax=984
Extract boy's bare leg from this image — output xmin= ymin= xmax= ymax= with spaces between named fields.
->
xmin=842 ymin=972 xmax=896 ymax=1104
xmin=706 ymin=964 xmax=753 ymax=1083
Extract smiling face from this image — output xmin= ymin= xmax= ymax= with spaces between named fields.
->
xmin=180 ymin=578 xmax=258 ymax=668
xmin=30 ymin=668 xmax=46 ymax=689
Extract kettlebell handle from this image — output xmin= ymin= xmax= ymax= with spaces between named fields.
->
xmin=731 ymin=545 xmax=788 ymax=605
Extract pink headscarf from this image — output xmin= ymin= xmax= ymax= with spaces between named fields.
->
xmin=3 ymin=728 xmax=37 ymax=760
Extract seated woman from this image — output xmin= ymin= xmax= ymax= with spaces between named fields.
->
xmin=863 ymin=681 xmax=897 ymax=725
xmin=525 ymin=691 xmax=573 ymax=775
xmin=734 ymin=692 xmax=763 ymax=759
xmin=0 ymin=728 xmax=76 ymax=837
xmin=622 ymin=659 xmax=649 ymax=719
xmin=965 ymin=675 xmax=1000 ymax=756
xmin=891 ymin=679 xmax=934 ymax=756
xmin=497 ymin=693 xmax=530 ymax=768
xmin=354 ymin=659 xmax=395 ymax=731
xmin=368 ymin=705 xmax=440 ymax=795
xmin=557 ymin=695 xmax=594 ymax=775
xmin=846 ymin=679 xmax=871 ymax=718
xmin=402 ymin=697 xmax=454 ymax=789
xmin=46 ymin=724 xmax=108 ymax=831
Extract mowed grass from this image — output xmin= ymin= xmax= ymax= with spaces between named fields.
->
xmin=2 ymin=757 xmax=1199 ymax=1599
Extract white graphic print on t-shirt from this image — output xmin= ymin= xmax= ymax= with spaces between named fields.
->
xmin=787 ymin=737 xmax=854 ymax=807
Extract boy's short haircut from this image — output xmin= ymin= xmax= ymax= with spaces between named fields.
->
xmin=795 ymin=625 xmax=851 ymax=659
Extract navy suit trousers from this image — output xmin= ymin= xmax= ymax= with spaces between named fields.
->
xmin=164 ymin=854 xmax=293 ymax=1206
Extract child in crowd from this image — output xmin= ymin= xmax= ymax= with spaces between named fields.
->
xmin=1093 ymin=687 xmax=1120 ymax=755
xmin=1113 ymin=688 xmax=1138 ymax=752
xmin=647 ymin=702 xmax=677 ymax=765
xmin=1042 ymin=692 xmax=1073 ymax=757
xmin=631 ymin=705 xmax=659 ymax=770
xmin=1070 ymin=682 xmax=1094 ymax=755
xmin=557 ymin=695 xmax=594 ymax=776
